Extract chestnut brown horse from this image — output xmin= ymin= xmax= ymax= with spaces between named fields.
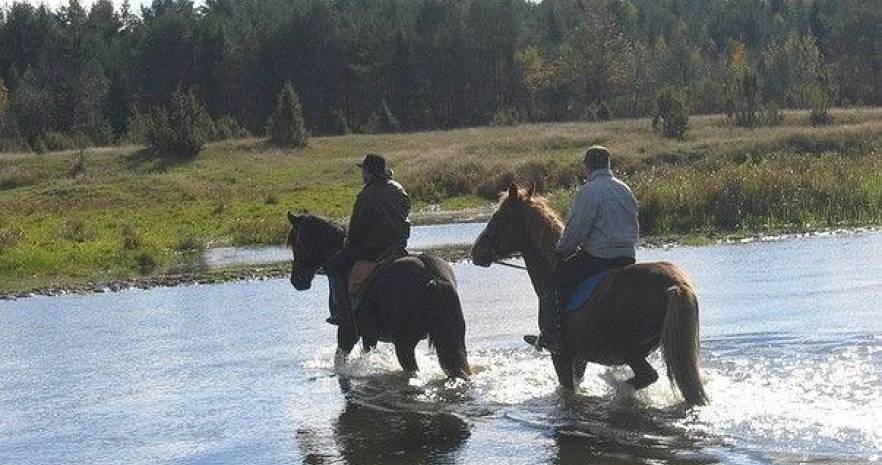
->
xmin=286 ymin=212 xmax=471 ymax=379
xmin=471 ymin=184 xmax=707 ymax=405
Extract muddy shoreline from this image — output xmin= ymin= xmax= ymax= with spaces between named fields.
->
xmin=0 ymin=246 xmax=474 ymax=301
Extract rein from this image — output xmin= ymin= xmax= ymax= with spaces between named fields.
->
xmin=493 ymin=260 xmax=528 ymax=271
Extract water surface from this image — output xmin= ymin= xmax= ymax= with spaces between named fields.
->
xmin=1 ymin=230 xmax=881 ymax=464
xmin=204 ymin=222 xmax=487 ymax=268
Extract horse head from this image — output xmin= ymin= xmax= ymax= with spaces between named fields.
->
xmin=471 ymin=183 xmax=538 ymax=267
xmin=286 ymin=211 xmax=345 ymax=290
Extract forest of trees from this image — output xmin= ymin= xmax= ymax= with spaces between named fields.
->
xmin=0 ymin=0 xmax=879 ymax=152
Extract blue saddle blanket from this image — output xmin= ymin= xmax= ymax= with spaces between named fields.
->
xmin=565 ymin=271 xmax=610 ymax=312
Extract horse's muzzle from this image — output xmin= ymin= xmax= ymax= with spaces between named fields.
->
xmin=290 ymin=275 xmax=312 ymax=290
xmin=470 ymin=245 xmax=494 ymax=267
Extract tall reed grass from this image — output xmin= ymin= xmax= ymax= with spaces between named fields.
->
xmin=633 ymin=152 xmax=882 ymax=235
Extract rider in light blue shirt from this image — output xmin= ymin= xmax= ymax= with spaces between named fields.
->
xmin=526 ymin=146 xmax=639 ymax=354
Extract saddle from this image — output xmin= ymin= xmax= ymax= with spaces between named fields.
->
xmin=564 ymin=270 xmax=618 ymax=314
xmin=347 ymin=246 xmax=408 ymax=312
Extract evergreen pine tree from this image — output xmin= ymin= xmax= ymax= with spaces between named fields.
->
xmin=389 ymin=32 xmax=422 ymax=131
xmin=0 ymin=79 xmax=7 ymax=110
xmin=163 ymin=87 xmax=212 ymax=157
xmin=72 ymin=59 xmax=113 ymax=146
xmin=139 ymin=87 xmax=212 ymax=158
xmin=8 ymin=69 xmax=56 ymax=148
xmin=266 ymin=81 xmax=308 ymax=148
xmin=0 ymin=79 xmax=25 ymax=151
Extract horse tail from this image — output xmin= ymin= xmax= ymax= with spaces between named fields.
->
xmin=661 ymin=284 xmax=708 ymax=406
xmin=426 ymin=277 xmax=471 ymax=380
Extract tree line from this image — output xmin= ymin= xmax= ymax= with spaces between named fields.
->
xmin=0 ymin=0 xmax=878 ymax=152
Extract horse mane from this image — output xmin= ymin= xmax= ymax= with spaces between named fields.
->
xmin=286 ymin=214 xmax=346 ymax=250
xmin=499 ymin=188 xmax=564 ymax=251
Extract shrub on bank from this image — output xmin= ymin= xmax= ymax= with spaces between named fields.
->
xmin=596 ymin=101 xmax=612 ymax=121
xmin=490 ymin=108 xmax=520 ymax=126
xmin=0 ymin=227 xmax=22 ymax=252
xmin=732 ymin=69 xmax=760 ymax=128
xmin=761 ymin=102 xmax=784 ymax=126
xmin=38 ymin=131 xmax=88 ymax=152
xmin=174 ymin=235 xmax=204 ymax=252
xmin=132 ymin=251 xmax=158 ymax=275
xmin=652 ymin=88 xmax=690 ymax=139
xmin=807 ymin=82 xmax=834 ymax=126
xmin=211 ymin=115 xmax=250 ymax=141
xmin=134 ymin=88 xmax=213 ymax=158
xmin=120 ymin=223 xmax=141 ymax=250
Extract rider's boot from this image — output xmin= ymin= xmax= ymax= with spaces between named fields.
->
xmin=523 ymin=331 xmax=563 ymax=355
xmin=524 ymin=286 xmax=566 ymax=354
xmin=326 ymin=274 xmax=351 ymax=326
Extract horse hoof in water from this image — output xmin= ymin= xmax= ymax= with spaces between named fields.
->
xmin=625 ymin=370 xmax=659 ymax=390
xmin=334 ymin=348 xmax=348 ymax=369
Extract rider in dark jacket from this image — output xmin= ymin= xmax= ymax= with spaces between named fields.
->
xmin=324 ymin=153 xmax=411 ymax=324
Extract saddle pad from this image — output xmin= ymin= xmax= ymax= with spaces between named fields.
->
xmin=565 ymin=271 xmax=610 ymax=312
xmin=348 ymin=261 xmax=377 ymax=297
xmin=347 ymin=248 xmax=409 ymax=311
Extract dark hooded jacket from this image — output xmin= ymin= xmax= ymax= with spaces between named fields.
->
xmin=346 ymin=178 xmax=411 ymax=252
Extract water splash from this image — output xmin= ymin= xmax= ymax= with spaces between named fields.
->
xmin=301 ymin=333 xmax=882 ymax=464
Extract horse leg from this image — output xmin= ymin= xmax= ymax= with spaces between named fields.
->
xmin=394 ymin=339 xmax=419 ymax=376
xmin=552 ymin=351 xmax=576 ymax=390
xmin=625 ymin=357 xmax=659 ymax=390
xmin=361 ymin=335 xmax=377 ymax=353
xmin=336 ymin=322 xmax=359 ymax=368
xmin=573 ymin=358 xmax=588 ymax=385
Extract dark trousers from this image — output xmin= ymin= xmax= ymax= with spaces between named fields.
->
xmin=325 ymin=245 xmax=384 ymax=317
xmin=539 ymin=252 xmax=636 ymax=336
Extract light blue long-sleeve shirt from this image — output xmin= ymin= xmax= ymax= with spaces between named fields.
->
xmin=555 ymin=169 xmax=639 ymax=259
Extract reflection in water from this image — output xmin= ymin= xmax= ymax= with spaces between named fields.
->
xmin=294 ymin=427 xmax=336 ymax=465
xmin=548 ymin=395 xmax=716 ymax=465
xmin=334 ymin=400 xmax=470 ymax=465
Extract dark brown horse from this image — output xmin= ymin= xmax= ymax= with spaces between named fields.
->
xmin=471 ymin=184 xmax=707 ymax=405
xmin=286 ymin=212 xmax=471 ymax=379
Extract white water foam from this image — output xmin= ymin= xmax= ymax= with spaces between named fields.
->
xmin=301 ymin=335 xmax=882 ymax=463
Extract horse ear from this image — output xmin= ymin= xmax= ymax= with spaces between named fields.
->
xmin=526 ymin=183 xmax=536 ymax=199
xmin=508 ymin=183 xmax=520 ymax=201
xmin=287 ymin=211 xmax=300 ymax=226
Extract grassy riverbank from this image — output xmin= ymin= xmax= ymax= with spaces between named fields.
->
xmin=1 ymin=107 xmax=881 ymax=294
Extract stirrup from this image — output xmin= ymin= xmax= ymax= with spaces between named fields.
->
xmin=524 ymin=334 xmax=562 ymax=354
xmin=523 ymin=334 xmax=542 ymax=351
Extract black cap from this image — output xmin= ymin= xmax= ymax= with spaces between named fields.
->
xmin=356 ymin=153 xmax=393 ymax=178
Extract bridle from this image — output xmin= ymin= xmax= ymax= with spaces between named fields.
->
xmin=493 ymin=259 xmax=527 ymax=270
xmin=291 ymin=231 xmax=326 ymax=282
xmin=480 ymin=224 xmax=528 ymax=271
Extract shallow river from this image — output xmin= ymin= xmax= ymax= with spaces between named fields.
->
xmin=1 ymin=229 xmax=881 ymax=465
xmin=203 ymin=222 xmax=488 ymax=268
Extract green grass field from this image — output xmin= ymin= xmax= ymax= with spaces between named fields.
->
xmin=2 ymin=108 xmax=881 ymax=293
